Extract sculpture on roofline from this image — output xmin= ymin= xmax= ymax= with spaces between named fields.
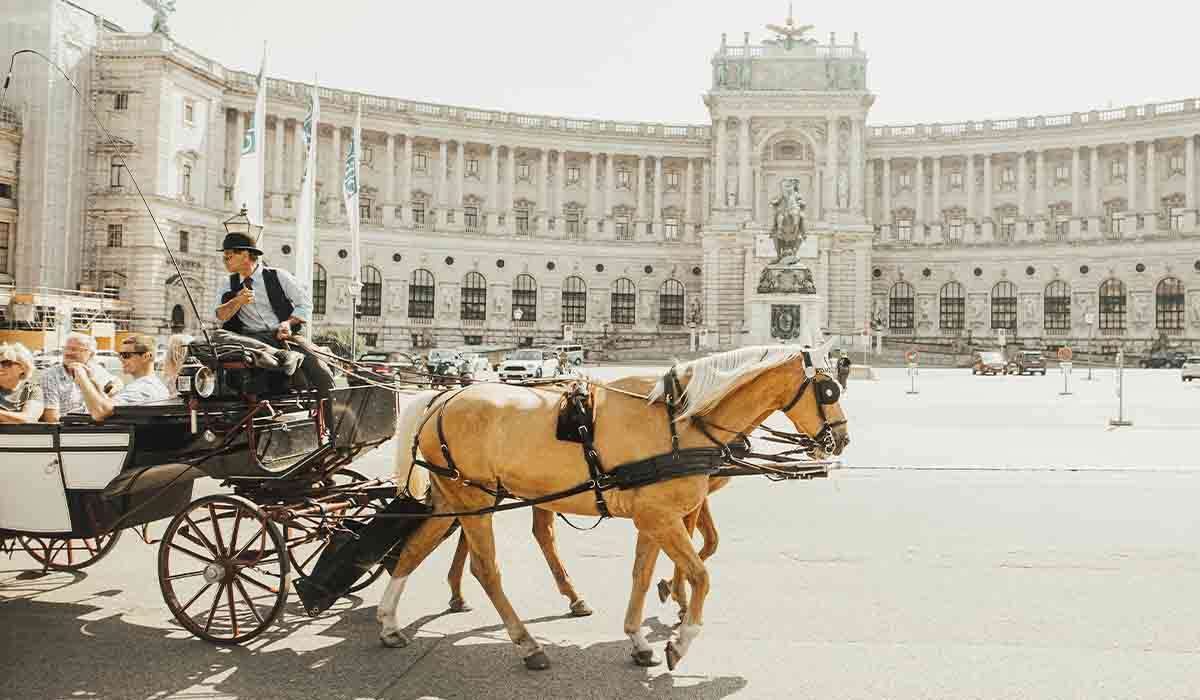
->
xmin=142 ymin=0 xmax=177 ymax=36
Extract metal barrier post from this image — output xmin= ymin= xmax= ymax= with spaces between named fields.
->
xmin=905 ymin=350 xmax=919 ymax=395
xmin=1108 ymin=349 xmax=1133 ymax=427
xmin=1059 ymin=361 xmax=1073 ymax=396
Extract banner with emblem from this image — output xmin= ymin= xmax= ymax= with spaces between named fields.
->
xmin=293 ymin=76 xmax=319 ymax=327
xmin=233 ymin=44 xmax=267 ymax=230
xmin=343 ymin=97 xmax=363 ymax=298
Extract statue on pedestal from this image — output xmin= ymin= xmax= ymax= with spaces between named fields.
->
xmin=142 ymin=0 xmax=177 ymax=35
xmin=767 ymin=178 xmax=807 ymax=264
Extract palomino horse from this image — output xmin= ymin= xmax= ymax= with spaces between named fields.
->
xmin=381 ymin=345 xmax=849 ymax=670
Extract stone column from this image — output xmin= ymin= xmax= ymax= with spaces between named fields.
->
xmin=865 ymin=159 xmax=875 ymax=222
xmin=701 ymin=159 xmax=710 ymax=224
xmin=330 ymin=126 xmax=341 ymax=219
xmin=653 ymin=156 xmax=663 ymax=225
xmin=685 ymin=158 xmax=695 ymax=226
xmin=983 ymin=154 xmax=993 ymax=218
xmin=851 ymin=119 xmax=864 ymax=213
xmin=915 ymin=157 xmax=925 ymax=226
xmin=556 ymin=150 xmax=566 ymax=219
xmin=1187 ymin=136 xmax=1196 ymax=210
xmin=292 ymin=120 xmax=305 ymax=191
xmin=931 ymin=156 xmax=941 ymax=222
xmin=506 ymin=145 xmax=517 ymax=223
xmin=882 ymin=157 xmax=892 ymax=223
xmin=1089 ymin=147 xmax=1099 ymax=216
xmin=487 ymin=143 xmax=499 ymax=230
xmin=738 ymin=119 xmax=751 ymax=207
xmin=271 ymin=118 xmax=284 ymax=214
xmin=400 ymin=136 xmax=413 ymax=225
xmin=714 ymin=119 xmax=727 ymax=207
xmin=455 ymin=141 xmax=465 ymax=215
xmin=1035 ymin=150 xmax=1046 ymax=215
xmin=1017 ymin=152 xmax=1028 ymax=217
xmin=383 ymin=133 xmax=396 ymax=226
xmin=636 ymin=155 xmax=646 ymax=224
xmin=437 ymin=140 xmax=448 ymax=208
xmin=538 ymin=149 xmax=549 ymax=219
xmin=826 ymin=115 xmax=839 ymax=213
xmin=588 ymin=152 xmax=599 ymax=234
xmin=965 ymin=154 xmax=975 ymax=220
xmin=1070 ymin=147 xmax=1081 ymax=218
xmin=605 ymin=153 xmax=615 ymax=221
xmin=1146 ymin=139 xmax=1157 ymax=217
xmin=1126 ymin=142 xmax=1137 ymax=213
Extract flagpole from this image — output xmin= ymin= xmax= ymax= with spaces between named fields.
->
xmin=294 ymin=74 xmax=319 ymax=336
xmin=345 ymin=97 xmax=363 ymax=359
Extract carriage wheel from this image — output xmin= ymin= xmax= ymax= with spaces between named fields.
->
xmin=283 ymin=469 xmax=388 ymax=595
xmin=158 ymin=494 xmax=289 ymax=644
xmin=17 ymin=531 xmax=123 ymax=572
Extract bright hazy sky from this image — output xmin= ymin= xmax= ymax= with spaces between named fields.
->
xmin=82 ymin=0 xmax=1193 ymax=127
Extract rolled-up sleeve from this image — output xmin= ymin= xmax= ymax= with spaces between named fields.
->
xmin=277 ymin=268 xmax=312 ymax=322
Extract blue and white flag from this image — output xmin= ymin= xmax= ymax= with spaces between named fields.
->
xmin=233 ymin=44 xmax=267 ymax=230
xmin=343 ymin=97 xmax=363 ymax=297
xmin=293 ymin=76 xmax=319 ymax=327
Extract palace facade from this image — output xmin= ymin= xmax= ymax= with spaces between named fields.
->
xmin=2 ymin=1 xmax=1199 ymax=353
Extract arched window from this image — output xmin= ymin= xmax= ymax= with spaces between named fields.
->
xmin=991 ymin=280 xmax=1017 ymax=330
xmin=408 ymin=269 xmax=434 ymax=319
xmin=1044 ymin=280 xmax=1071 ymax=331
xmin=360 ymin=266 xmax=382 ymax=317
xmin=461 ymin=271 xmax=487 ymax=321
xmin=888 ymin=281 xmax=914 ymax=330
xmin=611 ymin=278 xmax=636 ymax=325
xmin=1098 ymin=278 xmax=1126 ymax=331
xmin=1155 ymin=277 xmax=1184 ymax=331
xmin=512 ymin=273 xmax=537 ymax=321
xmin=170 ymin=304 xmax=186 ymax=332
xmin=658 ymin=279 xmax=685 ymax=326
xmin=312 ymin=264 xmax=327 ymax=315
xmin=939 ymin=282 xmax=964 ymax=330
xmin=562 ymin=276 xmax=587 ymax=324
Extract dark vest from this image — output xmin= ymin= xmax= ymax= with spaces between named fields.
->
xmin=221 ymin=268 xmax=301 ymax=334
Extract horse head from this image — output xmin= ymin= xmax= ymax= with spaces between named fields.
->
xmin=778 ymin=340 xmax=849 ymax=458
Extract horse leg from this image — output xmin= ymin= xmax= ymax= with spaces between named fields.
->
xmin=649 ymin=518 xmax=711 ymax=671
xmin=623 ymin=529 xmax=662 ymax=667
xmin=673 ymin=498 xmax=720 ymax=622
xmin=377 ymin=515 xmax=458 ymax=648
xmin=458 ymin=513 xmax=550 ymax=670
xmin=531 ymin=508 xmax=592 ymax=617
xmin=445 ymin=530 xmax=472 ymax=612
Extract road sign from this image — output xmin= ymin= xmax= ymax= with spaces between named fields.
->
xmin=1057 ymin=346 xmax=1073 ymax=362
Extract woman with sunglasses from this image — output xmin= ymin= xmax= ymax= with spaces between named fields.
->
xmin=0 ymin=342 xmax=44 ymax=424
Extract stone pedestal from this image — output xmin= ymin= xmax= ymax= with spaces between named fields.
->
xmin=747 ymin=292 xmax=824 ymax=346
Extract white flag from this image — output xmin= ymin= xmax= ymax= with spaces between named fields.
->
xmin=343 ymin=97 xmax=363 ymax=297
xmin=233 ymin=44 xmax=267 ymax=230
xmin=293 ymin=76 xmax=319 ymax=330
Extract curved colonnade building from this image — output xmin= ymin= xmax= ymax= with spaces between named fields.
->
xmin=3 ymin=3 xmax=1199 ymax=353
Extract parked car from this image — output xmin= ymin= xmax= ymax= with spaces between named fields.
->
xmin=425 ymin=348 xmax=472 ymax=387
xmin=1181 ymin=356 xmax=1200 ymax=382
xmin=1139 ymin=350 xmax=1178 ymax=369
xmin=1012 ymin=350 xmax=1047 ymax=376
xmin=1169 ymin=351 xmax=1190 ymax=369
xmin=499 ymin=348 xmax=559 ymax=382
xmin=550 ymin=343 xmax=585 ymax=366
xmin=972 ymin=351 xmax=1010 ymax=376
xmin=354 ymin=350 xmax=421 ymax=385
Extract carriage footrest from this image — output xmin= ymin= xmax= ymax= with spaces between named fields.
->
xmin=293 ymin=495 xmax=432 ymax=617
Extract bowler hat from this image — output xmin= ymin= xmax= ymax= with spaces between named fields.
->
xmin=218 ymin=232 xmax=263 ymax=255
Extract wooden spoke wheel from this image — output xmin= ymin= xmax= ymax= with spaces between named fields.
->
xmin=158 ymin=494 xmax=289 ymax=644
xmin=283 ymin=469 xmax=388 ymax=595
xmin=17 ymin=531 xmax=123 ymax=571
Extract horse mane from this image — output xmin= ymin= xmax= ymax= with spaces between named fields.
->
xmin=647 ymin=345 xmax=815 ymax=421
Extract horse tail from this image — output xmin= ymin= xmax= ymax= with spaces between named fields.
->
xmin=393 ymin=389 xmax=440 ymax=499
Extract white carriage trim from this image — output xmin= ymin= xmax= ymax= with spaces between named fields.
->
xmin=61 ymin=452 xmax=127 ymax=489
xmin=0 ymin=451 xmax=71 ymax=532
xmin=0 ymin=433 xmax=55 ymax=448
xmin=59 ymin=433 xmax=131 ymax=448
xmin=648 ymin=342 xmax=832 ymax=421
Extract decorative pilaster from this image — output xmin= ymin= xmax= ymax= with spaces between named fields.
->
xmin=605 ymin=153 xmax=615 ymax=221
xmin=588 ymin=152 xmax=599 ymax=234
xmin=1126 ymin=142 xmax=1137 ymax=214
xmin=701 ymin=159 xmax=710 ymax=224
xmin=383 ymin=134 xmax=395 ymax=226
xmin=850 ymin=119 xmax=863 ymax=213
xmin=826 ymin=116 xmax=839 ymax=214
xmin=714 ymin=119 xmax=727 ymax=207
xmin=455 ymin=141 xmax=465 ymax=216
xmin=506 ymin=145 xmax=517 ymax=227
xmin=653 ymin=156 xmax=663 ymax=225
xmin=292 ymin=120 xmax=304 ymax=191
xmin=685 ymin=158 xmax=695 ymax=225
xmin=738 ymin=119 xmax=751 ymax=207
xmin=636 ymin=155 xmax=646 ymax=223
xmin=400 ymin=135 xmax=413 ymax=225
xmin=914 ymin=157 xmax=924 ymax=226
xmin=931 ymin=156 xmax=941 ymax=223
xmin=555 ymin=150 xmax=566 ymax=220
xmin=1017 ymin=151 xmax=1027 ymax=217
xmin=329 ymin=126 xmax=341 ymax=219
xmin=1088 ymin=147 xmax=1099 ymax=217
xmin=983 ymin=154 xmax=993 ymax=219
xmin=965 ymin=154 xmax=975 ymax=221
xmin=1187 ymin=136 xmax=1196 ymax=211
xmin=1035 ymin=150 xmax=1046 ymax=216
xmin=1146 ymin=139 xmax=1157 ymax=217
xmin=487 ymin=143 xmax=499 ymax=230
xmin=1070 ymin=147 xmax=1080 ymax=219
xmin=882 ymin=157 xmax=892 ymax=224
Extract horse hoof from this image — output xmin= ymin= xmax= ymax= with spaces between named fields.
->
xmin=630 ymin=649 xmax=660 ymax=667
xmin=523 ymin=650 xmax=551 ymax=671
xmin=447 ymin=597 xmax=472 ymax=613
xmin=569 ymin=599 xmax=594 ymax=617
xmin=656 ymin=579 xmax=671 ymax=603
xmin=380 ymin=630 xmax=409 ymax=648
xmin=665 ymin=641 xmax=682 ymax=671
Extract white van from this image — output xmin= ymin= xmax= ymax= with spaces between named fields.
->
xmin=551 ymin=344 xmax=584 ymax=365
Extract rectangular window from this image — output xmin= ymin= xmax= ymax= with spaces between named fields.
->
xmin=1000 ymin=217 xmax=1016 ymax=241
xmin=414 ymin=153 xmax=428 ymax=172
xmin=567 ymin=166 xmax=580 ymax=184
xmin=412 ymin=202 xmax=426 ymax=227
xmin=360 ymin=199 xmax=372 ymax=222
xmin=949 ymin=172 xmax=963 ymax=189
xmin=181 ymin=165 xmax=192 ymax=198
xmin=898 ymin=172 xmax=911 ymax=188
xmin=565 ymin=209 xmax=581 ymax=237
xmin=464 ymin=335 xmax=483 ymax=346
xmin=611 ymin=291 xmax=636 ymax=325
xmin=617 ymin=169 xmax=630 ymax=187
xmin=665 ymin=171 xmax=680 ymax=189
xmin=940 ymin=296 xmax=964 ymax=330
xmin=107 ymin=223 xmax=123 ymax=247
xmin=1055 ymin=217 xmax=1069 ymax=239
xmin=1110 ymin=160 xmax=1125 ymax=180
xmin=515 ymin=208 xmax=530 ymax=234
xmin=0 ymin=182 xmax=11 ymax=199
xmin=1055 ymin=164 xmax=1070 ymax=182
xmin=897 ymin=219 xmax=912 ymax=242
xmin=518 ymin=162 xmax=530 ymax=180
xmin=1169 ymin=207 xmax=1184 ymax=232
xmin=0 ymin=221 xmax=9 ymax=273
xmin=1001 ymin=167 xmax=1015 ymax=185
xmin=465 ymin=206 xmax=479 ymax=231
xmin=466 ymin=158 xmax=479 ymax=176
xmin=664 ymin=217 xmax=680 ymax=240
xmin=113 ymin=92 xmax=128 ymax=111
xmin=179 ymin=230 xmax=189 ymax=253
xmin=1111 ymin=213 xmax=1125 ymax=236
xmin=183 ymin=101 xmax=194 ymax=125
xmin=110 ymin=160 xmax=122 ymax=188
xmin=615 ymin=216 xmax=631 ymax=240
xmin=991 ymin=296 xmax=1016 ymax=331
xmin=947 ymin=217 xmax=963 ymax=242
xmin=1044 ymin=293 xmax=1071 ymax=331
xmin=361 ymin=333 xmax=378 ymax=348
xmin=1170 ymin=154 xmax=1184 ymax=173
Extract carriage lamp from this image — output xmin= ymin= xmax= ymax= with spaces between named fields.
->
xmin=223 ymin=206 xmax=263 ymax=244
xmin=177 ymin=365 xmax=216 ymax=400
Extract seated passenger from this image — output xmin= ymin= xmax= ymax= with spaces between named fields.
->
xmin=0 ymin=342 xmax=44 ymax=424
xmin=73 ymin=334 xmax=169 ymax=422
xmin=161 ymin=333 xmax=194 ymax=399
xmin=40 ymin=332 xmax=123 ymax=423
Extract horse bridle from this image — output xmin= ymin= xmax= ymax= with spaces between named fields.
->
xmin=778 ymin=370 xmax=847 ymax=455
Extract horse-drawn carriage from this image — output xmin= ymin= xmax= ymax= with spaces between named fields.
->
xmin=0 ymin=340 xmax=401 ymax=643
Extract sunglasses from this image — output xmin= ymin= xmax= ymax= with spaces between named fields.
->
xmin=0 ymin=360 xmax=17 ymax=369
xmin=118 ymin=351 xmax=148 ymax=359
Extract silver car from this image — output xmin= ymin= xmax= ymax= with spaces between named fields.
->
xmin=1182 ymin=356 xmax=1200 ymax=382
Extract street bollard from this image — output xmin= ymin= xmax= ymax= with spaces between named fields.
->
xmin=1108 ymin=350 xmax=1133 ymax=427
xmin=906 ymin=362 xmax=919 ymax=395
xmin=1058 ymin=360 xmax=1073 ymax=396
